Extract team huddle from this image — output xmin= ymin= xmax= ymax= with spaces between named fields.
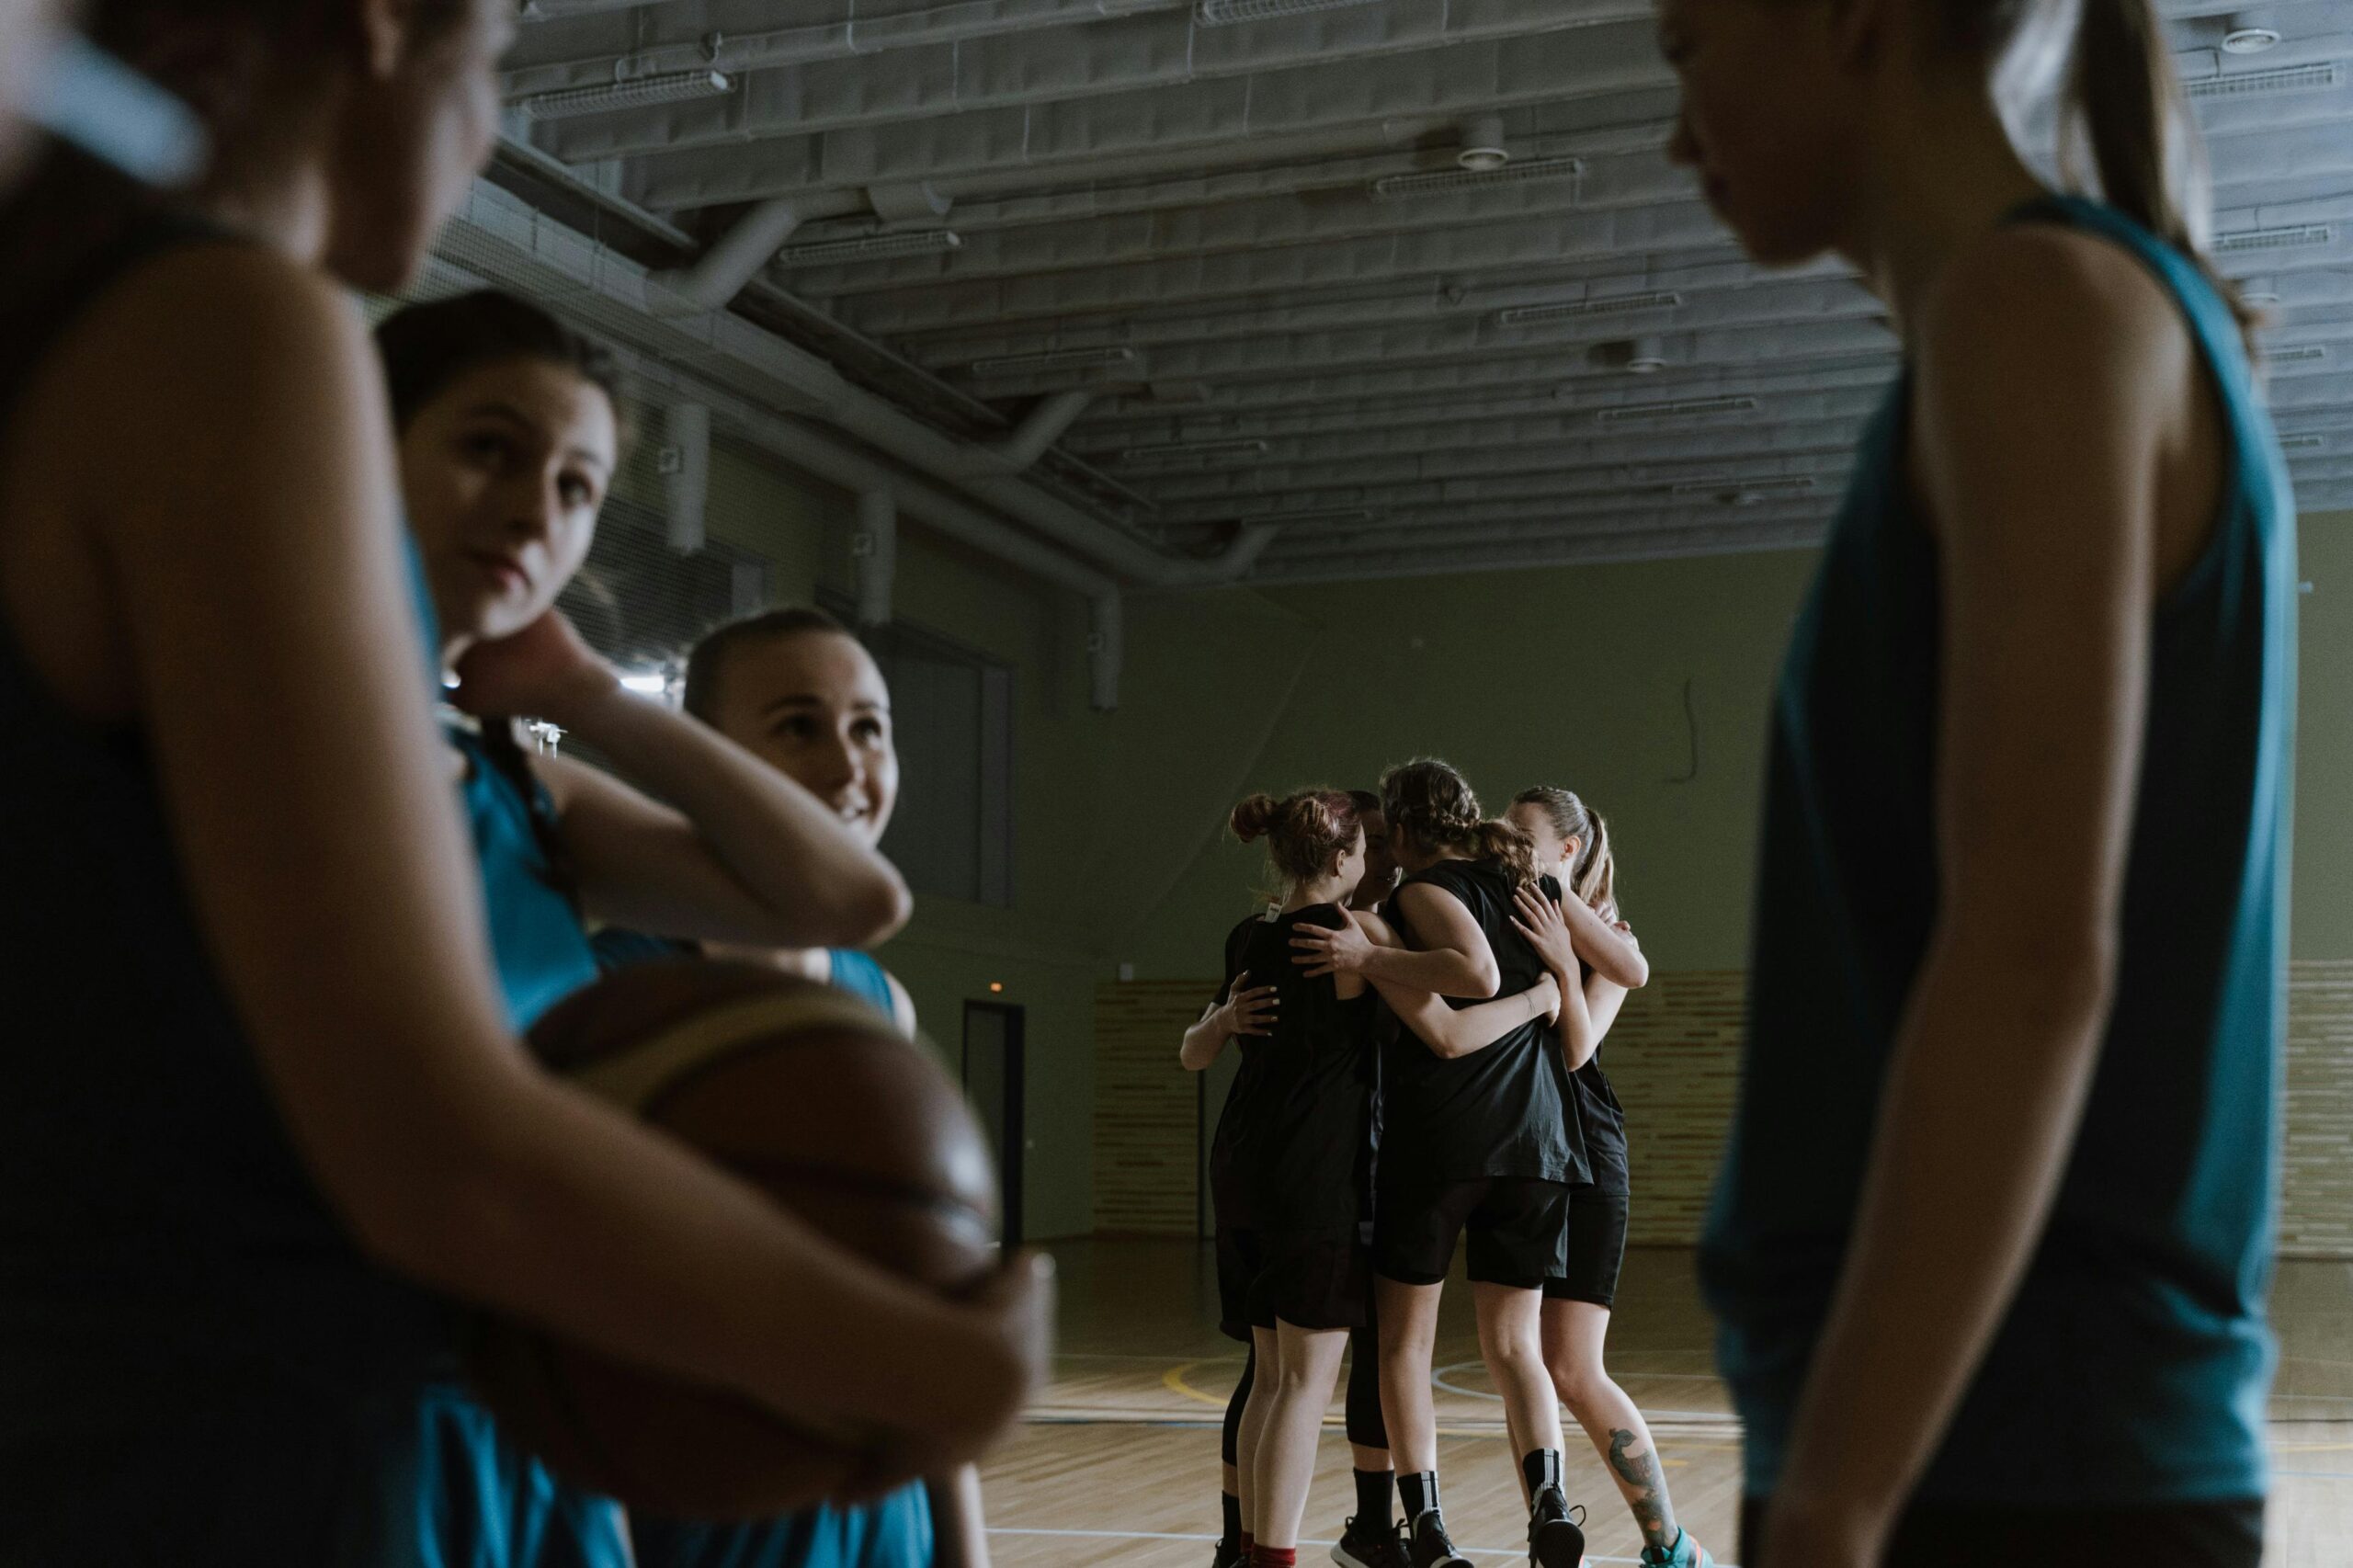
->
xmin=1187 ymin=767 xmax=1707 ymax=1568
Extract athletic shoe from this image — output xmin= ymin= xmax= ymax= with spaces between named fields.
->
xmin=1527 ymin=1488 xmax=1589 ymax=1568
xmin=1638 ymin=1530 xmax=1713 ymax=1568
xmin=1332 ymin=1515 xmax=1411 ymax=1568
xmin=1402 ymin=1508 xmax=1472 ymax=1568
xmin=1212 ymin=1541 xmax=1246 ymax=1568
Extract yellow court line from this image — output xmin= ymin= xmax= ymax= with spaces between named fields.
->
xmin=1164 ymin=1360 xmax=1232 ymax=1408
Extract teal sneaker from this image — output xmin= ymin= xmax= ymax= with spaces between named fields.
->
xmin=1639 ymin=1529 xmax=1713 ymax=1568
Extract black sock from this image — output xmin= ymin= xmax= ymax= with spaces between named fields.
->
xmin=1220 ymin=1492 xmax=1242 ymax=1551
xmin=1521 ymin=1448 xmax=1564 ymax=1505
xmin=1398 ymin=1471 xmax=1439 ymax=1523
xmin=1352 ymin=1468 xmax=1395 ymax=1527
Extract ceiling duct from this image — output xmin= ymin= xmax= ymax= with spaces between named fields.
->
xmin=520 ymin=70 xmax=732 ymax=121
xmin=2215 ymin=224 xmax=2336 ymax=255
xmin=776 ymin=230 xmax=962 ymax=267
xmin=1372 ymin=155 xmax=1583 ymax=200
xmin=1595 ymin=395 xmax=1760 ymax=425
xmin=1496 ymin=291 xmax=1684 ymax=328
xmin=2187 ymin=62 xmax=2339 ymax=99
xmin=972 ymin=346 xmax=1141 ymax=379
xmin=1196 ymin=0 xmax=1382 ymax=24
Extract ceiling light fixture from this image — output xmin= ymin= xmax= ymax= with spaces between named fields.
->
xmin=1495 ymin=291 xmax=1684 ymax=328
xmin=1458 ymin=115 xmax=1509 ymax=173
xmin=1595 ymin=394 xmax=1759 ymax=425
xmin=1196 ymin=0 xmax=1381 ymax=24
xmin=2222 ymin=12 xmax=2284 ymax=52
xmin=774 ymin=229 xmax=963 ymax=266
xmin=519 ymin=69 xmax=733 ymax=121
xmin=2187 ymin=61 xmax=2336 ymax=98
xmin=970 ymin=346 xmax=1140 ymax=378
xmin=1372 ymin=155 xmax=1583 ymax=200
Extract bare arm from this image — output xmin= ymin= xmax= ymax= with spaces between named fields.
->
xmin=1357 ymin=910 xmax=1557 ymax=1059
xmin=1764 ymin=233 xmax=2172 ymax=1562
xmin=78 ymin=254 xmax=1041 ymax=1463
xmin=1561 ymin=893 xmax=1647 ymax=989
xmin=455 ymin=614 xmax=909 ymax=951
xmin=1180 ymin=970 xmax=1275 ymax=1072
xmin=1292 ymin=881 xmax=1500 ymax=998
xmin=927 ymin=1466 xmax=991 ymax=1568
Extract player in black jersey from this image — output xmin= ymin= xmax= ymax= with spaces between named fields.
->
xmin=1188 ymin=789 xmax=1560 ymax=1568
xmin=1506 ymin=790 xmax=1712 ymax=1568
xmin=1292 ymin=761 xmax=1592 ymax=1568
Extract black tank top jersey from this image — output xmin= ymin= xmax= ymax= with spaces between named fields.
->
xmin=0 ymin=219 xmax=445 ymax=1419
xmin=1380 ymin=859 xmax=1586 ymax=1188
xmin=1538 ymin=875 xmax=1631 ymax=1196
xmin=1205 ymin=904 xmax=1378 ymax=1233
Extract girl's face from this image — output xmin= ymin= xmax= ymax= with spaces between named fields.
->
xmin=1506 ymin=801 xmax=1577 ymax=873
xmin=1358 ymin=807 xmax=1399 ymax=895
xmin=1659 ymin=0 xmax=1867 ymax=267
xmin=400 ymin=357 xmax=617 ymax=649
xmin=705 ymin=631 xmax=900 ymax=848
xmin=1331 ymin=829 xmax=1367 ymax=903
xmin=325 ymin=0 xmax=515 ymax=293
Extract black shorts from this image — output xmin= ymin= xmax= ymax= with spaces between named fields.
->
xmin=1216 ymin=1224 xmax=1370 ymax=1343
xmin=1738 ymin=1495 xmax=2261 ymax=1567
xmin=1373 ymin=1176 xmax=1571 ymax=1289
xmin=1542 ymin=1187 xmax=1630 ymax=1308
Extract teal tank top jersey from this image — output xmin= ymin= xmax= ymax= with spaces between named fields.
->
xmin=1699 ymin=197 xmax=2297 ymax=1506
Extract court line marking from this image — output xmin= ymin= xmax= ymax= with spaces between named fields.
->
xmin=983 ymin=1527 xmax=1731 ymax=1566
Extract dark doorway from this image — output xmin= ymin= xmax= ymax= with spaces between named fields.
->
xmin=961 ymin=1002 xmax=1026 ymax=1248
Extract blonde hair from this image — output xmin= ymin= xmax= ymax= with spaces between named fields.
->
xmin=1512 ymin=787 xmax=1618 ymax=918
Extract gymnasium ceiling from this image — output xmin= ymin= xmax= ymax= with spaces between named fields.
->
xmin=475 ymin=0 xmax=2353 ymax=586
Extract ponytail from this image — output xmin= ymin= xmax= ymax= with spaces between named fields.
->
xmin=1473 ymin=819 xmax=1540 ymax=890
xmin=2063 ymin=0 xmax=2257 ymax=343
xmin=1575 ymin=808 xmax=1618 ymax=917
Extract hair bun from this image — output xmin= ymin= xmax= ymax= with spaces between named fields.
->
xmin=1230 ymin=793 xmax=1280 ymax=843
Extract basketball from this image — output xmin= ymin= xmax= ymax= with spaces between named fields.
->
xmin=465 ymin=960 xmax=1000 ymax=1518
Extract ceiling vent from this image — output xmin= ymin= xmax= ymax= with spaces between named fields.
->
xmin=775 ymin=230 xmax=962 ymax=267
xmin=2279 ymin=433 xmax=2329 ymax=450
xmin=2268 ymin=344 xmax=2330 ymax=364
xmin=1595 ymin=395 xmax=1760 ymax=426
xmin=519 ymin=70 xmax=733 ymax=121
xmin=1372 ymin=155 xmax=1582 ymax=200
xmin=971 ymin=347 xmax=1139 ymax=378
xmin=1118 ymin=439 xmax=1271 ymax=468
xmin=2215 ymin=224 xmax=2335 ymax=255
xmin=1197 ymin=0 xmax=1381 ymax=24
xmin=1495 ymin=290 xmax=1682 ymax=327
xmin=2187 ymin=61 xmax=2338 ymax=98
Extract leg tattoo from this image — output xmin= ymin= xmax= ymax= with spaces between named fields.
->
xmin=1606 ymin=1428 xmax=1677 ymax=1552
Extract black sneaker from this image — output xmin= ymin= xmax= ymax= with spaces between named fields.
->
xmin=1332 ymin=1515 xmax=1411 ymax=1568
xmin=1528 ymin=1487 xmax=1588 ymax=1568
xmin=1403 ymin=1508 xmax=1472 ymax=1568
xmin=1212 ymin=1541 xmax=1246 ymax=1568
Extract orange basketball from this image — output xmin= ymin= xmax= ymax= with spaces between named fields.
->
xmin=465 ymin=960 xmax=998 ymax=1518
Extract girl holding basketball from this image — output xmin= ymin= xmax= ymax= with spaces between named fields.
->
xmin=1291 ymin=759 xmax=1589 ymax=1568
xmin=1665 ymin=5 xmax=2294 ymax=1565
xmin=1503 ymin=790 xmax=1711 ymax=1568
xmin=0 ymin=4 xmax=1043 ymax=1562
xmin=381 ymin=290 xmax=1031 ymax=1565
xmin=1188 ymin=792 xmax=1556 ymax=1568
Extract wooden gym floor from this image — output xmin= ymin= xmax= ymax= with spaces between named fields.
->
xmin=979 ymin=1240 xmax=2353 ymax=1567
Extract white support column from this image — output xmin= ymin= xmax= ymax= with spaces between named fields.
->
xmin=854 ymin=489 xmax=899 ymax=629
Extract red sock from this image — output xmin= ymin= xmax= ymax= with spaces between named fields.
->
xmin=1239 ymin=1535 xmax=1255 ymax=1560
xmin=1251 ymin=1550 xmax=1297 ymax=1568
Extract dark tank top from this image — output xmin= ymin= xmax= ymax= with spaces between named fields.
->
xmin=0 ymin=221 xmax=445 ymax=1444
xmin=1379 ymin=859 xmax=1586 ymax=1189
xmin=1205 ymin=904 xmax=1376 ymax=1234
